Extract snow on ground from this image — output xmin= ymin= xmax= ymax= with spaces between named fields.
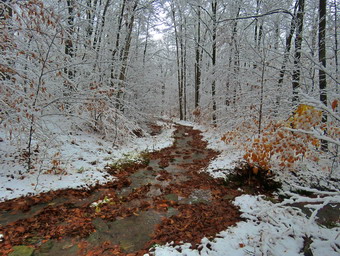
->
xmin=170 ymin=120 xmax=340 ymax=256
xmin=277 ymin=157 xmax=340 ymax=192
xmin=1 ymin=118 xmax=338 ymax=255
xmin=176 ymin=120 xmax=340 ymax=191
xmin=176 ymin=120 xmax=244 ymax=178
xmin=153 ymin=193 xmax=340 ymax=256
xmin=0 ymin=120 xmax=175 ymax=202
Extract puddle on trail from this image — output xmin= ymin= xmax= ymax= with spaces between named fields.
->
xmin=0 ymin=188 xmax=110 ymax=227
xmin=165 ymin=189 xmax=212 ymax=205
xmin=0 ymin=125 xmax=216 ymax=254
xmin=33 ymin=209 xmax=178 ymax=255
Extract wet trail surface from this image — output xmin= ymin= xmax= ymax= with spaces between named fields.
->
xmin=0 ymin=125 xmax=243 ymax=256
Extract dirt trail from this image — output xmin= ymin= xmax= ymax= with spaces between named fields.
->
xmin=0 ymin=124 xmax=243 ymax=256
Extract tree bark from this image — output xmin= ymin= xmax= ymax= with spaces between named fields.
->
xmin=253 ymin=0 xmax=261 ymax=68
xmin=93 ymin=0 xmax=111 ymax=51
xmin=319 ymin=0 xmax=328 ymax=151
xmin=183 ymin=17 xmax=187 ymax=121
xmin=86 ymin=0 xmax=98 ymax=40
xmin=171 ymin=1 xmax=183 ymax=120
xmin=292 ymin=0 xmax=305 ymax=103
xmin=277 ymin=1 xmax=298 ymax=88
xmin=116 ymin=0 xmax=138 ymax=111
xmin=334 ymin=0 xmax=339 ymax=94
xmin=194 ymin=3 xmax=201 ymax=109
xmin=211 ymin=0 xmax=217 ymax=124
xmin=275 ymin=1 xmax=298 ymax=112
xmin=143 ymin=12 xmax=151 ymax=65
xmin=110 ymin=0 xmax=126 ymax=88
xmin=64 ymin=0 xmax=75 ymax=82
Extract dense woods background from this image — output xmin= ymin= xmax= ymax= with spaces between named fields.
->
xmin=0 ymin=0 xmax=339 ymax=175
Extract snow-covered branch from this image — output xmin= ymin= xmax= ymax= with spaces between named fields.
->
xmin=285 ymin=127 xmax=340 ymax=147
xmin=299 ymin=92 xmax=340 ymax=123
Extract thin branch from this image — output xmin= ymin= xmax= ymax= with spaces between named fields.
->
xmin=285 ymin=127 xmax=340 ymax=146
xmin=218 ymin=8 xmax=293 ymax=23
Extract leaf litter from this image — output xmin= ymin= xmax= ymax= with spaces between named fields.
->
xmin=0 ymin=124 xmax=281 ymax=255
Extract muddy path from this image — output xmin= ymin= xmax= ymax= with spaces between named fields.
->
xmin=0 ymin=125 xmax=245 ymax=256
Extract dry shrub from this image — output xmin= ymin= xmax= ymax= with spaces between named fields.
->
xmin=222 ymin=104 xmax=326 ymax=174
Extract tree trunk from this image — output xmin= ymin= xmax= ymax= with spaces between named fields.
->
xmin=292 ymin=0 xmax=305 ymax=103
xmin=319 ymin=0 xmax=328 ymax=151
xmin=274 ymin=16 xmax=280 ymax=50
xmin=334 ymin=0 xmax=339 ymax=94
xmin=116 ymin=0 xmax=138 ymax=111
xmin=93 ymin=0 xmax=111 ymax=51
xmin=257 ymin=22 xmax=263 ymax=49
xmin=253 ymin=0 xmax=261 ymax=68
xmin=211 ymin=0 xmax=217 ymax=125
xmin=183 ymin=17 xmax=187 ymax=121
xmin=254 ymin=0 xmax=261 ymax=48
xmin=64 ymin=0 xmax=75 ymax=83
xmin=258 ymin=61 xmax=265 ymax=134
xmin=309 ymin=8 xmax=318 ymax=92
xmin=143 ymin=12 xmax=151 ymax=65
xmin=171 ymin=2 xmax=183 ymax=120
xmin=277 ymin=1 xmax=298 ymax=87
xmin=179 ymin=20 xmax=185 ymax=120
xmin=232 ymin=7 xmax=240 ymax=109
xmin=194 ymin=4 xmax=201 ymax=109
xmin=110 ymin=0 xmax=126 ymax=88
xmin=86 ymin=0 xmax=98 ymax=40
xmin=275 ymin=1 xmax=298 ymax=112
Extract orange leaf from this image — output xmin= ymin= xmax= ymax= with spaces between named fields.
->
xmin=16 ymin=226 xmax=25 ymax=233
xmin=332 ymin=99 xmax=338 ymax=111
xmin=158 ymin=203 xmax=168 ymax=208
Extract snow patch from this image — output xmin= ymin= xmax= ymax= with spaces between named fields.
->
xmin=0 ymin=123 xmax=175 ymax=202
xmin=153 ymin=194 xmax=340 ymax=256
xmin=186 ymin=121 xmax=244 ymax=178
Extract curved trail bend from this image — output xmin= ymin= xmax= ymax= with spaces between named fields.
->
xmin=0 ymin=124 xmax=243 ymax=256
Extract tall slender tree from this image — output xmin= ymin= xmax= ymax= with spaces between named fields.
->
xmin=116 ymin=0 xmax=139 ymax=111
xmin=292 ymin=0 xmax=305 ymax=103
xmin=211 ymin=0 xmax=217 ymax=124
xmin=194 ymin=2 xmax=201 ymax=109
xmin=64 ymin=0 xmax=75 ymax=83
xmin=319 ymin=0 xmax=327 ymax=151
xmin=171 ymin=1 xmax=183 ymax=120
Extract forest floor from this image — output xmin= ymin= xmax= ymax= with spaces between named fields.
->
xmin=0 ymin=122 xmax=339 ymax=256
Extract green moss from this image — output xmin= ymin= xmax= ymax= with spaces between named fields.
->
xmin=9 ymin=246 xmax=34 ymax=256
xmin=109 ymin=150 xmax=150 ymax=171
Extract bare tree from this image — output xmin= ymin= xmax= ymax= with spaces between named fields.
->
xmin=292 ymin=0 xmax=305 ymax=103
xmin=194 ymin=2 xmax=201 ymax=109
xmin=211 ymin=0 xmax=217 ymax=124
xmin=64 ymin=0 xmax=75 ymax=83
xmin=116 ymin=0 xmax=139 ymax=111
xmin=319 ymin=0 xmax=327 ymax=151
xmin=171 ymin=1 xmax=183 ymax=120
